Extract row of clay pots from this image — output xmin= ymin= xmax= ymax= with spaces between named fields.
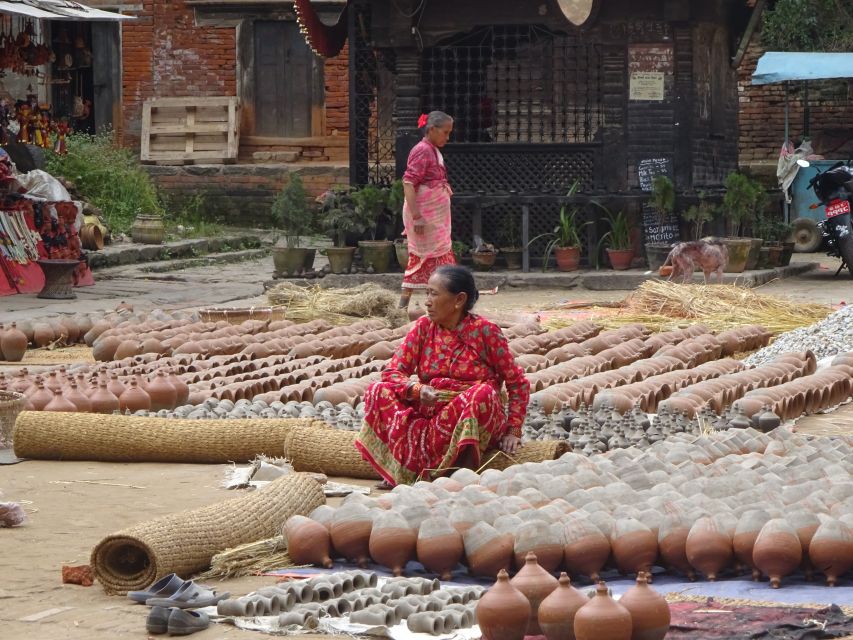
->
xmin=508 ymin=321 xmax=604 ymax=357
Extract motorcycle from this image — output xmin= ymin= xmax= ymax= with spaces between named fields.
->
xmin=797 ymin=158 xmax=853 ymax=277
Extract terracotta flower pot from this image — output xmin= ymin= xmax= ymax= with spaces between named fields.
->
xmin=554 ymin=246 xmax=581 ymax=272
xmin=606 ymin=248 xmax=634 ymax=271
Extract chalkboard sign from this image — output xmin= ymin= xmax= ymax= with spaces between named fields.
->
xmin=638 ymin=158 xmax=672 ymax=192
xmin=642 ymin=203 xmax=679 ymax=245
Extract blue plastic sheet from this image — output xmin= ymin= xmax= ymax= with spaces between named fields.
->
xmin=752 ymin=52 xmax=853 ymax=85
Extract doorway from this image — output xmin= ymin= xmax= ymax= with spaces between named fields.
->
xmin=253 ymin=20 xmax=321 ymax=137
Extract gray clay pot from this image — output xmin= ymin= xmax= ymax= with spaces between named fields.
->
xmin=349 ymin=603 xmax=399 ymax=627
xmin=311 ymin=580 xmax=343 ymax=601
xmin=278 ymin=611 xmax=319 ymax=629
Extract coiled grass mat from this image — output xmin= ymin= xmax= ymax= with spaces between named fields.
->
xmin=544 ymin=281 xmax=832 ymax=335
xmin=91 ymin=473 xmax=324 ymax=594
xmin=13 ymin=412 xmax=327 ymax=463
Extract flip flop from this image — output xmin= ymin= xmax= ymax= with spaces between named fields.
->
xmin=128 ymin=573 xmax=186 ymax=604
xmin=145 ymin=581 xmax=229 ymax=609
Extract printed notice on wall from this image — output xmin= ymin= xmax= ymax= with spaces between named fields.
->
xmin=629 ymin=72 xmax=665 ymax=101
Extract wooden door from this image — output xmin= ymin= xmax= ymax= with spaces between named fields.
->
xmin=91 ymin=22 xmax=120 ymax=133
xmin=254 ymin=21 xmax=316 ymax=137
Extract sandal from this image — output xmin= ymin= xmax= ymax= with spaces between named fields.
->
xmin=145 ymin=580 xmax=229 ymax=609
xmin=128 ymin=573 xmax=186 ymax=604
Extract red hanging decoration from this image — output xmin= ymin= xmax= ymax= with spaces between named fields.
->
xmin=293 ymin=0 xmax=350 ymax=58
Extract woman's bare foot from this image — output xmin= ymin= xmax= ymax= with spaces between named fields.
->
xmin=375 ymin=479 xmax=393 ymax=490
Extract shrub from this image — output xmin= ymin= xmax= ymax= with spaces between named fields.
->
xmin=271 ymin=173 xmax=313 ymax=247
xmin=45 ymin=130 xmax=163 ymax=233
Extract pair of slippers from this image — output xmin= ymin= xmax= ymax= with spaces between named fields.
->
xmin=127 ymin=573 xmax=230 ymax=609
xmin=146 ymin=606 xmax=209 ymax=636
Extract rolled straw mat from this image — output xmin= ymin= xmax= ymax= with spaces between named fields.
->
xmin=91 ymin=472 xmax=324 ymax=594
xmin=13 ymin=412 xmax=328 ymax=463
xmin=283 ymin=425 xmax=570 ymax=479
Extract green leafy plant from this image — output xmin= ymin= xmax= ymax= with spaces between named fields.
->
xmin=351 ymin=184 xmax=389 ymax=240
xmin=387 ymin=179 xmax=405 ymax=221
xmin=721 ymin=172 xmax=755 ymax=238
xmin=527 ymin=181 xmax=588 ymax=271
xmin=498 ymin=210 xmax=521 ymax=249
xmin=681 ymin=191 xmax=716 ymax=241
xmin=762 ymin=0 xmax=853 ymax=52
xmin=270 ymin=173 xmax=313 ymax=248
xmin=451 ymin=240 xmax=469 ymax=259
xmin=318 ymin=185 xmax=368 ymax=247
xmin=595 ymin=202 xmax=632 ymax=251
xmin=45 ymin=130 xmax=163 ymax=234
xmin=649 ymin=175 xmax=676 ymax=224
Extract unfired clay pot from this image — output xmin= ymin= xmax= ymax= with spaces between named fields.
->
xmin=752 ymin=518 xmax=802 ymax=588
xmin=476 ymin=569 xmax=531 ymax=640
xmin=808 ymin=519 xmax=853 ymax=587
xmin=573 ymin=582 xmax=632 ymax=640
xmin=617 ymin=572 xmax=670 ymax=640
xmin=369 ymin=511 xmax=417 ymax=577
xmin=464 ymin=522 xmax=514 ymax=578
xmin=685 ymin=517 xmax=732 ymax=581
xmin=1 ymin=323 xmax=27 ymax=362
xmin=330 ymin=503 xmax=373 ymax=568
xmin=416 ymin=516 xmax=463 ymax=581
xmin=510 ymin=551 xmax=558 ymax=635
xmin=283 ymin=515 xmax=334 ymax=568
xmin=537 ymin=572 xmax=589 ymax=640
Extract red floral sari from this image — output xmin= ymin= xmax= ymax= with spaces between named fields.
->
xmin=355 ymin=314 xmax=530 ymax=486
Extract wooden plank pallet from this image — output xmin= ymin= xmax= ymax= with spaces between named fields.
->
xmin=141 ymin=96 xmax=240 ymax=165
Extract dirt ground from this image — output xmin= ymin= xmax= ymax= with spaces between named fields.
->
xmin=1 ymin=258 xmax=851 ymax=639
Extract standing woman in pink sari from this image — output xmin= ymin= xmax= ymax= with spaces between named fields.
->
xmin=399 ymin=111 xmax=456 ymax=309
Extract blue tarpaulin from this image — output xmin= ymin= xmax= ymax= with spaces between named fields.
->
xmin=751 ymin=51 xmax=853 ymax=85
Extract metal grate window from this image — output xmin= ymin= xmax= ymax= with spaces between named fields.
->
xmin=422 ymin=25 xmax=604 ymax=144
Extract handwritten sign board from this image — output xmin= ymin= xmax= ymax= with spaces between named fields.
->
xmin=642 ymin=203 xmax=679 ymax=245
xmin=637 ymin=157 xmax=672 ymax=193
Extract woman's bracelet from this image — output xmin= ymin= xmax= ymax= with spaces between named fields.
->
xmin=405 ymin=381 xmax=422 ymax=401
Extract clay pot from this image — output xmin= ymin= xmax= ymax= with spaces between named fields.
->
xmin=44 ymin=388 xmax=78 ymax=412
xmin=510 ymin=552 xmax=559 ymax=635
xmin=1 ymin=323 xmax=28 ymax=362
xmin=90 ymin=382 xmax=120 ymax=414
xmin=657 ymin=516 xmax=694 ymax=579
xmin=538 ymin=572 xmax=589 ymax=640
xmin=752 ymin=519 xmax=802 ymax=588
xmin=416 ymin=516 xmax=464 ymax=581
xmin=573 ymin=582 xmax=632 ymax=640
xmin=618 ymin=572 xmax=670 ymax=640
xmin=685 ymin=517 xmax=732 ymax=581
xmin=477 ymin=569 xmax=531 ymax=640
xmin=168 ymin=370 xmax=190 ymax=406
xmin=808 ymin=519 xmax=853 ymax=587
xmin=147 ymin=370 xmax=177 ymax=411
xmin=283 ymin=515 xmax=334 ymax=568
xmin=28 ymin=381 xmax=53 ymax=410
xmin=611 ymin=518 xmax=658 ymax=577
xmin=330 ymin=503 xmax=373 ymax=568
xmin=64 ymin=383 xmax=92 ymax=412
xmin=464 ymin=523 xmax=514 ymax=578
xmin=732 ymin=510 xmax=771 ymax=580
xmin=93 ymin=336 xmax=122 ymax=362
xmin=563 ymin=517 xmax=612 ymax=581
xmin=119 ymin=379 xmax=152 ymax=412
xmin=369 ymin=511 xmax=417 ymax=577
xmin=84 ymin=320 xmax=112 ymax=346
xmin=140 ymin=338 xmax=163 ymax=354
xmin=114 ymin=340 xmax=142 ymax=361
xmin=32 ymin=322 xmax=55 ymax=347
xmin=107 ymin=374 xmax=126 ymax=399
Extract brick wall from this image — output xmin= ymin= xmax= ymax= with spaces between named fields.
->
xmin=738 ymin=38 xmax=853 ymax=166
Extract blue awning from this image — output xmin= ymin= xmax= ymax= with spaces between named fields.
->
xmin=751 ymin=51 xmax=853 ymax=85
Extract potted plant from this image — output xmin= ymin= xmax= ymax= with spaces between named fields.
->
xmin=318 ymin=185 xmax=364 ymax=274
xmin=270 ymin=173 xmax=314 ymax=277
xmin=645 ymin=175 xmax=677 ymax=270
xmin=452 ymin=240 xmax=469 ymax=263
xmin=594 ymin=202 xmax=634 ymax=270
xmin=387 ymin=180 xmax=409 ymax=269
xmin=498 ymin=209 xmax=523 ymax=270
xmin=470 ymin=238 xmax=498 ymax=271
xmin=352 ymin=184 xmax=394 ymax=273
xmin=681 ymin=191 xmax=716 ymax=241
xmin=720 ymin=171 xmax=757 ymax=273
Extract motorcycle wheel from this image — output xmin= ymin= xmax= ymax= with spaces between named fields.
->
xmin=790 ymin=217 xmax=822 ymax=253
xmin=839 ymin=230 xmax=853 ymax=278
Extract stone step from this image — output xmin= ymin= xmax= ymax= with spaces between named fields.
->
xmin=138 ymin=248 xmax=270 ymax=274
xmin=86 ymin=234 xmax=263 ymax=270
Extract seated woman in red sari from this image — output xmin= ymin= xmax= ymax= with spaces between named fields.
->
xmin=356 ymin=265 xmax=530 ymax=487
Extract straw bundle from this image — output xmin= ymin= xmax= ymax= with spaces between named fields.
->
xmin=267 ymin=282 xmax=407 ymax=326
xmin=195 ymin=535 xmax=296 ymax=580
xmin=90 ymin=473 xmax=324 ymax=594
xmin=13 ymin=412 xmax=327 ymax=463
xmin=547 ymin=281 xmax=832 ymax=335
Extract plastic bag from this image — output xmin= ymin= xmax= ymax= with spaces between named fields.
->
xmin=16 ymin=169 xmax=72 ymax=201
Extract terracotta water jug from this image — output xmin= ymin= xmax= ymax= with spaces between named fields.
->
xmin=64 ymin=382 xmax=92 ymax=412
xmin=685 ymin=517 xmax=732 ymax=581
xmin=107 ymin=373 xmax=126 ymax=399
xmin=514 ymin=522 xmax=564 ymax=572
xmin=147 ymin=370 xmax=177 ymax=411
xmin=1 ymin=323 xmax=27 ymax=362
xmin=573 ymin=582 xmax=632 ymax=640
xmin=119 ymin=379 xmax=151 ymax=412
xmin=11 ymin=368 xmax=31 ymax=394
xmin=416 ymin=516 xmax=464 ymax=581
xmin=733 ymin=510 xmax=771 ymax=581
xmin=538 ymin=572 xmax=589 ymax=640
xmin=464 ymin=522 xmax=514 ymax=578
xmin=44 ymin=389 xmax=77 ymax=413
xmin=618 ymin=572 xmax=670 ymax=640
xmin=752 ymin=518 xmax=802 ymax=588
xmin=612 ymin=517 xmax=658 ymax=578
xmin=808 ymin=519 xmax=853 ymax=587
xmin=93 ymin=336 xmax=122 ymax=362
xmin=658 ymin=515 xmax=694 ymax=579
xmin=29 ymin=381 xmax=54 ymax=410
xmin=563 ymin=517 xmax=611 ymax=581
xmin=167 ymin=370 xmax=190 ymax=406
xmin=329 ymin=503 xmax=373 ymax=568
xmin=369 ymin=511 xmax=416 ymax=577
xmin=32 ymin=322 xmax=55 ymax=347
xmin=282 ymin=515 xmax=334 ymax=568
xmin=476 ymin=569 xmax=531 ymax=640
xmin=90 ymin=382 xmax=120 ymax=414
xmin=510 ymin=552 xmax=558 ymax=635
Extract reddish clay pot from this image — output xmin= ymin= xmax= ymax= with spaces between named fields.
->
xmin=658 ymin=517 xmax=694 ymax=579
xmin=612 ymin=518 xmax=658 ymax=577
xmin=369 ymin=511 xmax=417 ymax=577
xmin=808 ymin=519 xmax=853 ymax=587
xmin=64 ymin=383 xmax=92 ymax=412
xmin=752 ymin=519 xmax=802 ymax=588
xmin=28 ymin=381 xmax=53 ymax=410
xmin=538 ymin=572 xmax=589 ymax=640
xmin=685 ymin=517 xmax=733 ymax=581
xmin=168 ymin=370 xmax=190 ymax=406
xmin=44 ymin=389 xmax=77 ymax=412
xmin=464 ymin=523 xmax=514 ymax=578
xmin=93 ymin=336 xmax=122 ymax=362
xmin=477 ymin=569 xmax=531 ymax=640
xmin=416 ymin=516 xmax=464 ymax=581
xmin=732 ymin=510 xmax=770 ymax=581
xmin=618 ymin=572 xmax=670 ymax=640
xmin=114 ymin=340 xmax=142 ymax=361
xmin=90 ymin=382 xmax=120 ymax=414
xmin=1 ymin=323 xmax=28 ymax=362
xmin=119 ymin=379 xmax=152 ymax=412
xmin=147 ymin=370 xmax=177 ymax=411
xmin=573 ymin=582 xmax=632 ymax=640
xmin=510 ymin=552 xmax=559 ymax=635
xmin=107 ymin=374 xmax=126 ymax=399
xmin=329 ymin=503 xmax=373 ymax=568
xmin=283 ymin=514 xmax=334 ymax=568
xmin=32 ymin=322 xmax=55 ymax=347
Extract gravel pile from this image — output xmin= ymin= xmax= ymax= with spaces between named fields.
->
xmin=743 ymin=305 xmax=853 ymax=366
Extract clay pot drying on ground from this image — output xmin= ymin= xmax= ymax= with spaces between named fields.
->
xmin=44 ymin=388 xmax=77 ymax=412
xmin=538 ymin=572 xmax=588 ymax=640
xmin=618 ymin=572 xmax=670 ymax=640
xmin=283 ymin=515 xmax=334 ymax=568
xmin=107 ymin=374 xmax=126 ymax=399
xmin=416 ymin=516 xmax=464 ymax=581
xmin=90 ymin=382 xmax=120 ymax=414
xmin=1 ymin=323 xmax=27 ymax=362
xmin=732 ymin=510 xmax=771 ymax=580
xmin=685 ymin=517 xmax=733 ymax=581
xmin=562 ymin=517 xmax=612 ymax=581
xmin=32 ymin=322 xmax=55 ymax=347
xmin=93 ymin=336 xmax=122 ymax=362
xmin=612 ymin=518 xmax=658 ymax=577
xmin=64 ymin=383 xmax=92 ymax=412
xmin=510 ymin=552 xmax=559 ymax=635
xmin=477 ymin=569 xmax=531 ymax=640
xmin=808 ymin=519 xmax=853 ymax=587
xmin=464 ymin=522 xmax=514 ymax=578
xmin=573 ymin=582 xmax=632 ymax=640
xmin=752 ymin=518 xmax=803 ymax=588
xmin=119 ymin=379 xmax=151 ymax=412
xmin=147 ymin=370 xmax=177 ymax=411
xmin=657 ymin=515 xmax=694 ymax=579
xmin=369 ymin=511 xmax=417 ymax=577
xmin=330 ymin=503 xmax=373 ymax=568
xmin=168 ymin=370 xmax=189 ymax=406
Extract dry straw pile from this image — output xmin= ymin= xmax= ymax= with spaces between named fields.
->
xmin=267 ymin=282 xmax=407 ymax=326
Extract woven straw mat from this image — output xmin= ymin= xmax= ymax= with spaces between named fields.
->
xmin=0 ymin=390 xmax=26 ymax=449
xmin=90 ymin=473 xmax=325 ymax=594
xmin=283 ymin=424 xmax=570 ymax=479
xmin=13 ymin=412 xmax=327 ymax=463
